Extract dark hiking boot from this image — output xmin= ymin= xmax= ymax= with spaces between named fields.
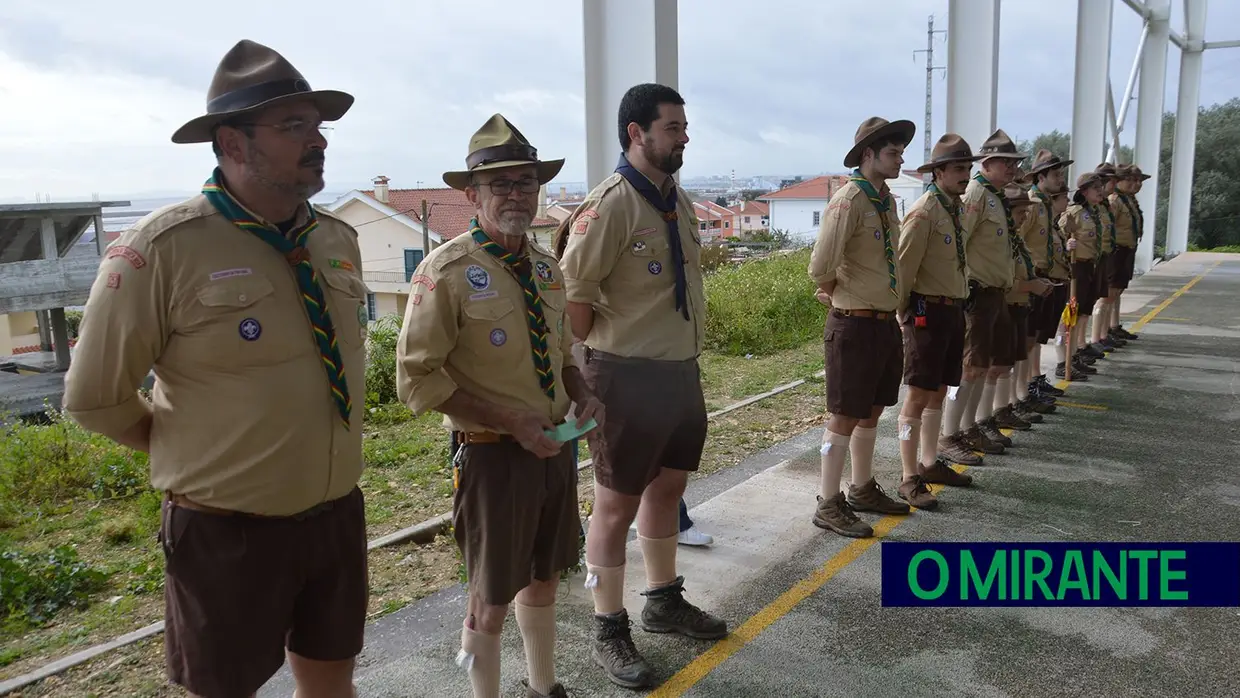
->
xmin=897 ymin=475 xmax=938 ymax=510
xmin=1084 ymin=343 xmax=1107 ymax=359
xmin=919 ymin=457 xmax=974 ymax=487
xmin=525 ymin=681 xmax=570 ymax=698
xmin=993 ymin=406 xmax=1032 ymax=431
xmin=980 ymin=419 xmax=1014 ymax=447
xmin=1055 ymin=362 xmax=1087 ymax=381
xmin=964 ymin=425 xmax=1005 ymax=454
xmin=1035 ymin=375 xmax=1066 ymax=396
xmin=1022 ymin=396 xmax=1056 ymax=414
xmin=641 ymin=576 xmax=728 ymax=640
xmin=1013 ymin=401 xmax=1044 ymax=424
xmin=593 ymin=610 xmax=655 ymax=689
xmin=812 ymin=492 xmax=873 ymax=538
xmin=848 ymin=477 xmax=912 ymax=515
xmin=938 ymin=433 xmax=982 ymax=466
xmin=1073 ymin=355 xmax=1099 ymax=374
xmin=1114 ymin=325 xmax=1138 ymax=340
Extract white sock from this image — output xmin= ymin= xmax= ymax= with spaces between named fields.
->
xmin=943 ymin=379 xmax=972 ymax=435
xmin=1055 ymin=340 xmax=1067 ymax=364
xmin=920 ymin=408 xmax=943 ymax=467
xmin=1016 ymin=362 xmax=1030 ymax=401
xmin=849 ymin=426 xmax=878 ymax=487
xmin=993 ymin=376 xmax=1011 ymax=411
xmin=820 ymin=430 xmax=850 ymax=498
xmin=897 ymin=416 xmax=921 ymax=479
xmin=1030 ymin=345 xmax=1043 ymax=377
xmin=978 ymin=380 xmax=997 ymax=420
xmin=965 ymin=378 xmax=987 ymax=426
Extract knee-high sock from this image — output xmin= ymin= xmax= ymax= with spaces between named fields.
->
xmin=965 ymin=378 xmax=987 ymax=426
xmin=461 ymin=627 xmax=501 ymax=698
xmin=1016 ymin=362 xmax=1030 ymax=401
xmin=820 ymin=430 xmax=850 ymax=498
xmin=897 ymin=415 xmax=921 ymax=480
xmin=993 ymin=375 xmax=1011 ymax=411
xmin=639 ymin=534 xmax=678 ymax=589
xmin=1030 ymin=344 xmax=1043 ymax=378
xmin=977 ymin=380 xmax=997 ymax=421
xmin=849 ymin=426 xmax=878 ymax=487
xmin=943 ymin=379 xmax=973 ymax=436
xmin=586 ymin=564 xmax=625 ymax=615
xmin=516 ymin=603 xmax=557 ymax=695
xmin=920 ymin=409 xmax=942 ymax=467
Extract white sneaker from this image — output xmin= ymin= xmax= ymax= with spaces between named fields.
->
xmin=678 ymin=526 xmax=713 ymax=547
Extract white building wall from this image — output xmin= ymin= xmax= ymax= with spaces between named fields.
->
xmin=767 ymin=199 xmax=828 ymax=245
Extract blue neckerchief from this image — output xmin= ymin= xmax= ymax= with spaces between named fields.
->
xmin=614 ymin=153 xmax=689 ymax=320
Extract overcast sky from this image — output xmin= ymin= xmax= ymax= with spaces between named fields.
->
xmin=2 ymin=0 xmax=1239 ymax=201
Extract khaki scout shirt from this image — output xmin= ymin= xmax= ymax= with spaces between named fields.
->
xmin=1007 ymin=232 xmax=1036 ymax=305
xmin=961 ymin=177 xmax=1015 ymax=290
xmin=63 ymin=194 xmax=368 ymax=516
xmin=897 ymin=190 xmax=968 ymax=304
xmin=1048 ymin=216 xmax=1072 ymax=281
xmin=1109 ymin=193 xmax=1139 ymax=248
xmin=1060 ymin=204 xmax=1101 ymax=261
xmin=1098 ymin=201 xmax=1117 ymax=255
xmin=559 ymin=172 xmax=705 ymax=361
xmin=808 ymin=181 xmax=904 ymax=312
xmin=1020 ymin=191 xmax=1057 ymax=273
xmin=396 ymin=233 xmax=577 ymax=434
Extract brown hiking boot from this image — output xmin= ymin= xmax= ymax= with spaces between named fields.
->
xmin=964 ymin=425 xmax=1005 ymax=454
xmin=919 ymin=457 xmax=974 ymax=487
xmin=812 ymin=492 xmax=873 ymax=538
xmin=641 ymin=577 xmax=727 ymax=640
xmin=938 ymin=433 xmax=982 ymax=466
xmin=848 ymin=477 xmax=912 ymax=515
xmin=1013 ymin=401 xmax=1044 ymax=424
xmin=980 ymin=418 xmax=1014 ymax=447
xmin=897 ymin=475 xmax=938 ymax=510
xmin=994 ymin=406 xmax=1032 ymax=431
xmin=1022 ymin=396 xmax=1057 ymax=414
xmin=593 ymin=610 xmax=655 ymax=688
xmin=526 ymin=682 xmax=569 ymax=698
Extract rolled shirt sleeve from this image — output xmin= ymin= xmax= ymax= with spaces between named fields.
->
xmin=396 ymin=264 xmax=460 ymax=416
xmin=808 ymin=191 xmax=857 ymax=287
xmin=560 ymin=196 xmax=626 ymax=305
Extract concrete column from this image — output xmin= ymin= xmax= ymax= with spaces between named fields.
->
xmin=1069 ymin=0 xmax=1113 ymax=184
xmin=49 ymin=308 xmax=70 ymax=370
xmin=94 ymin=214 xmax=106 ymax=255
xmin=1133 ymin=0 xmax=1170 ymax=272
xmin=582 ymin=0 xmax=678 ymax=190
xmin=36 ymin=310 xmax=52 ymax=351
xmin=1164 ymin=0 xmax=1207 ymax=258
xmin=945 ymin=0 xmax=1000 ymax=152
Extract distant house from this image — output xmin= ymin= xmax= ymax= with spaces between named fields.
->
xmin=692 ymin=200 xmax=735 ymax=240
xmin=324 ymin=176 xmax=558 ymax=322
xmin=726 ymin=200 xmax=769 ymax=235
xmin=760 ymin=173 xmax=927 ymax=244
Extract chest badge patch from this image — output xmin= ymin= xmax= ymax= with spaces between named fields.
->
xmin=1039 ymin=227 xmax=1047 ymax=236
xmin=534 ymin=260 xmax=554 ymax=282
xmin=490 ymin=328 xmax=507 ymax=346
xmin=944 ymin=235 xmax=953 ymax=245
xmin=648 ymin=260 xmax=663 ymax=275
xmin=357 ymin=304 xmax=369 ymax=328
xmin=632 ymin=240 xmax=647 ymax=253
xmin=239 ymin=318 xmax=262 ymax=341
xmin=988 ymin=199 xmax=997 ymax=209
xmin=465 ymin=265 xmax=490 ymax=291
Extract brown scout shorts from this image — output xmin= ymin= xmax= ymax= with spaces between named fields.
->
xmin=453 ymin=439 xmax=580 ymax=605
xmin=161 ymin=487 xmax=368 ymax=698
xmin=1108 ymin=245 xmax=1136 ymax=289
xmin=963 ymin=287 xmax=1011 ymax=369
xmin=901 ymin=295 xmax=966 ymax=391
xmin=583 ymin=349 xmax=708 ymax=497
xmin=1073 ymin=260 xmax=1099 ymax=315
xmin=1038 ymin=283 xmax=1070 ymax=343
xmin=1095 ymin=252 xmax=1112 ymax=300
xmin=1005 ymin=304 xmax=1030 ymax=365
xmin=825 ymin=309 xmax=903 ymax=418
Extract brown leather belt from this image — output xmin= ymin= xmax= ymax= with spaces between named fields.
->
xmin=165 ymin=491 xmax=340 ymax=520
xmin=833 ymin=308 xmax=896 ymax=320
xmin=918 ymin=295 xmax=964 ymax=306
xmin=454 ymin=431 xmax=515 ymax=445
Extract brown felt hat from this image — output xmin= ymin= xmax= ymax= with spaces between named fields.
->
xmin=915 ymin=134 xmax=983 ymax=173
xmin=843 ymin=116 xmax=916 ymax=169
xmin=1116 ymin=164 xmax=1153 ymax=181
xmin=1004 ymin=182 xmax=1036 ymax=208
xmin=442 ymin=114 xmax=565 ymax=191
xmin=172 ymin=40 xmax=354 ymax=144
xmin=1028 ymin=148 xmax=1074 ymax=175
xmin=976 ymin=129 xmax=1027 ymax=161
xmin=1072 ymin=172 xmax=1104 ymax=204
xmin=1094 ymin=162 xmax=1118 ymax=179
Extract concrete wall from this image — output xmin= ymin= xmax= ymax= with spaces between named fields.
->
xmin=767 ymin=199 xmax=827 ymax=245
xmin=331 ymin=198 xmax=424 ymax=275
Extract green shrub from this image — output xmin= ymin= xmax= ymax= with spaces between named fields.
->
xmin=704 ymin=249 xmax=823 ymax=356
xmin=365 ymin=314 xmax=402 ymax=408
xmin=700 ymin=243 xmax=732 ymax=273
xmin=64 ymin=310 xmax=83 ymax=339
xmin=0 ymin=545 xmax=107 ymax=629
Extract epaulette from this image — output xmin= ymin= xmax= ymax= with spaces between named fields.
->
xmin=429 ymin=234 xmax=477 ymax=271
xmin=131 ymin=199 xmax=212 ymax=244
xmin=313 ymin=205 xmax=359 ymax=236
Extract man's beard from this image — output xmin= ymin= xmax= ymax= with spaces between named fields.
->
xmin=643 ymin=141 xmax=683 ymax=175
xmin=496 ymin=209 xmax=532 ymax=238
xmin=247 ymin=143 xmax=325 ymax=200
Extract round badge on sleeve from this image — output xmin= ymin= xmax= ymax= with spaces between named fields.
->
xmin=465 ymin=265 xmax=490 ymax=291
xmin=648 ymin=260 xmax=663 ymax=275
xmin=534 ymin=260 xmax=554 ymax=282
xmin=490 ymin=328 xmax=507 ymax=346
xmin=944 ymin=235 xmax=952 ymax=245
xmin=239 ymin=318 xmax=262 ymax=341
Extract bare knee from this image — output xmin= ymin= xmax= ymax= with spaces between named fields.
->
xmin=987 ymin=366 xmax=1009 ymax=380
xmin=468 ymin=597 xmax=510 ymax=635
xmin=592 ymin=484 xmax=641 ymax=530
xmin=643 ymin=468 xmax=688 ymax=506
xmin=962 ymin=366 xmax=985 ymax=382
xmin=288 ymin=652 xmax=357 ymax=698
xmin=903 ymin=387 xmax=933 ymax=413
xmin=516 ymin=577 xmax=560 ymax=607
xmin=828 ymin=414 xmax=861 ymax=435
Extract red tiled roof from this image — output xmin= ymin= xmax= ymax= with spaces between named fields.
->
xmin=758 ymin=175 xmax=851 ymax=201
xmin=693 ymin=201 xmax=733 ymax=217
xmin=727 ymin=200 xmax=769 ymax=216
xmin=360 ymin=188 xmax=558 ymax=239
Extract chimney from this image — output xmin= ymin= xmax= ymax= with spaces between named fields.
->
xmin=559 ymin=186 xmax=567 ymax=200
xmin=373 ymin=175 xmax=390 ymax=204
xmin=537 ymin=183 xmax=548 ymax=219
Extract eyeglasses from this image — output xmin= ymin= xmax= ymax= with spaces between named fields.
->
xmin=476 ymin=177 xmax=540 ymax=196
xmin=237 ymin=118 xmax=332 ymax=140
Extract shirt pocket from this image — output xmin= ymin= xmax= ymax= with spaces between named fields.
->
xmin=189 ymin=275 xmax=313 ymax=367
xmin=462 ymin=298 xmax=520 ymax=359
xmin=321 ymin=268 xmax=370 ymax=348
xmin=624 ymin=233 xmax=671 ymax=281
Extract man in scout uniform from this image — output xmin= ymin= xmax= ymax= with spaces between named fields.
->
xmin=397 ymin=115 xmax=604 ymax=698
xmin=1060 ymin=171 xmax=1109 ymax=372
xmin=947 ymin=130 xmax=1046 ymax=457
xmin=808 ymin=116 xmax=917 ymax=536
xmin=893 ymin=133 xmax=982 ymax=509
xmin=998 ymin=180 xmax=1055 ymax=427
xmin=64 ymin=40 xmax=369 ymax=698
xmin=1107 ymin=164 xmax=1151 ymax=341
xmin=558 ymin=83 xmax=726 ymax=690
xmin=1086 ymin=163 xmax=1125 ymax=358
xmin=1022 ymin=150 xmax=1074 ymax=392
xmin=1048 ymin=190 xmax=1091 ymax=380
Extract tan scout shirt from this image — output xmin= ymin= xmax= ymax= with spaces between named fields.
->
xmin=396 ymin=234 xmax=576 ymax=434
xmin=1007 ymin=233 xmax=1036 ymax=305
xmin=559 ymin=172 xmax=705 ymax=361
xmin=63 ymin=195 xmax=368 ymax=516
xmin=808 ymin=181 xmax=904 ymax=312
xmin=961 ymin=177 xmax=1015 ymax=290
xmin=897 ymin=190 xmax=968 ymax=304
xmin=1020 ymin=191 xmax=1057 ymax=273
xmin=1109 ymin=193 xmax=1139 ymax=248
xmin=1048 ymin=213 xmax=1072 ymax=281
xmin=1098 ymin=201 xmax=1117 ymax=255
xmin=1060 ymin=204 xmax=1101 ymax=261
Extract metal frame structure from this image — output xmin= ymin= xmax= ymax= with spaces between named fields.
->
xmin=580 ymin=0 xmax=1236 ymax=272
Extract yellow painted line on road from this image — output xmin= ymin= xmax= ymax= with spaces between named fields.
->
xmin=652 ymin=264 xmax=1220 ymax=696
xmin=1055 ymin=400 xmax=1109 ymax=411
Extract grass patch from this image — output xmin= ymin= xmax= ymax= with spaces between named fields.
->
xmin=704 ymin=248 xmax=822 ymax=356
xmin=1187 ymin=243 xmax=1240 ymax=253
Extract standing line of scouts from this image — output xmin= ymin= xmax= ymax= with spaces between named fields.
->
xmin=57 ymin=38 xmax=1151 ymax=698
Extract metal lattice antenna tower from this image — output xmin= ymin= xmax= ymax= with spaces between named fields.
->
xmin=914 ymin=14 xmax=947 ymax=180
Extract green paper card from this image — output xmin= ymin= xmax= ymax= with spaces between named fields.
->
xmin=545 ymin=418 xmax=597 ymax=442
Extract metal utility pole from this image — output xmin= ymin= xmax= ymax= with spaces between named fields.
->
xmin=914 ymin=14 xmax=947 ymax=187
xmin=421 ymin=199 xmax=430 ymax=256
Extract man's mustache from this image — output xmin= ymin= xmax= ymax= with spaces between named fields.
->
xmin=300 ymin=151 xmax=325 ymax=167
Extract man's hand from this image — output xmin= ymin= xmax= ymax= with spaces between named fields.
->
xmin=1066 ymin=238 xmax=1078 ymax=251
xmin=573 ymin=395 xmax=605 ymax=433
xmin=1024 ymin=278 xmax=1054 ymax=297
xmin=815 ymin=281 xmax=835 ymax=306
xmin=503 ymin=409 xmax=562 ymax=459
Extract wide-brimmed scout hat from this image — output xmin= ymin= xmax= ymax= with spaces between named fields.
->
xmin=1004 ymin=181 xmax=1036 ymax=208
xmin=1072 ymin=172 xmax=1104 ymax=204
xmin=1094 ymin=162 xmax=1118 ymax=180
xmin=1028 ymin=148 xmax=1074 ymax=175
xmin=1116 ymin=164 xmax=1152 ymax=181
xmin=172 ymin=40 xmax=354 ymax=144
xmin=843 ymin=116 xmax=916 ymax=169
xmin=976 ymin=129 xmax=1027 ymax=161
xmin=915 ymin=134 xmax=982 ymax=173
xmin=442 ymin=114 xmax=565 ymax=191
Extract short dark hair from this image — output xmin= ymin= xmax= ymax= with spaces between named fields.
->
xmin=862 ymin=136 xmax=906 ymax=164
xmin=211 ymin=121 xmax=255 ymax=157
xmin=618 ymin=83 xmax=685 ymax=151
